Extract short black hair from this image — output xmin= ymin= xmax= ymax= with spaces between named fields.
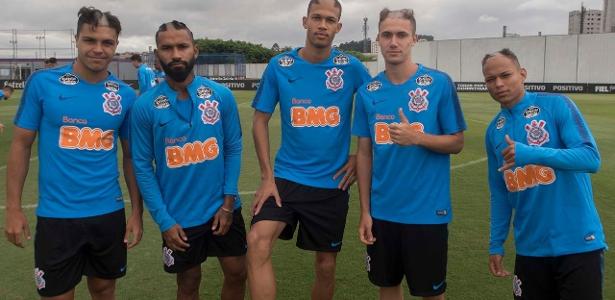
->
xmin=130 ymin=53 xmax=142 ymax=62
xmin=482 ymin=48 xmax=521 ymax=68
xmin=156 ymin=20 xmax=194 ymax=45
xmin=379 ymin=8 xmax=416 ymax=35
xmin=48 ymin=57 xmax=57 ymax=64
xmin=76 ymin=6 xmax=121 ymax=36
xmin=307 ymin=0 xmax=342 ymax=19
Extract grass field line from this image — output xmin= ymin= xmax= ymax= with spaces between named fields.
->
xmin=467 ymin=118 xmax=490 ymax=125
xmin=451 ymin=157 xmax=488 ymax=170
xmin=0 ymin=156 xmax=487 ymax=211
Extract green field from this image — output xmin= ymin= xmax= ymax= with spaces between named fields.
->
xmin=0 ymin=91 xmax=613 ymax=299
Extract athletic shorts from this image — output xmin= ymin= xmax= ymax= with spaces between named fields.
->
xmin=163 ymin=208 xmax=247 ymax=273
xmin=251 ymin=177 xmax=349 ymax=252
xmin=34 ymin=209 xmax=127 ymax=297
xmin=513 ymin=249 xmax=605 ymax=300
xmin=366 ymin=218 xmax=448 ymax=297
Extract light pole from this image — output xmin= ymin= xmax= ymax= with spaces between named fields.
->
xmin=36 ymin=34 xmax=44 ymax=59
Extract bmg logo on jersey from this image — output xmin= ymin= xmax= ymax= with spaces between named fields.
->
xmin=291 ymin=106 xmax=340 ymax=127
xmin=59 ymin=126 xmax=115 ymax=151
xmin=166 ymin=138 xmax=219 ymax=168
xmin=503 ymin=164 xmax=556 ymax=192
xmin=374 ymin=122 xmax=424 ymax=144
xmin=102 ymin=92 xmax=122 ymax=116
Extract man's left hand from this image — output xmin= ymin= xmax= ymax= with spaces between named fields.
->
xmin=334 ymin=155 xmax=357 ymax=191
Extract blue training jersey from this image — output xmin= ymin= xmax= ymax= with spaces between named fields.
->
xmin=252 ymin=48 xmax=371 ymax=188
xmin=14 ymin=64 xmax=136 ymax=218
xmin=131 ymin=76 xmax=242 ymax=232
xmin=486 ymin=91 xmax=606 ymax=257
xmin=353 ymin=65 xmax=466 ymax=224
xmin=154 ymin=70 xmax=166 ymax=85
xmin=137 ymin=64 xmax=156 ymax=94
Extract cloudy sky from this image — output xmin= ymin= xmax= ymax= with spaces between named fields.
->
xmin=0 ymin=0 xmax=605 ymax=58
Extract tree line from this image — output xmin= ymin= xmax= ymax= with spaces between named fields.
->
xmin=194 ymin=35 xmax=434 ymax=63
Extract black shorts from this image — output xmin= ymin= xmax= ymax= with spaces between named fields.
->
xmin=251 ymin=178 xmax=349 ymax=252
xmin=163 ymin=208 xmax=247 ymax=273
xmin=34 ymin=209 xmax=127 ymax=297
xmin=366 ymin=219 xmax=448 ymax=297
xmin=513 ymin=249 xmax=605 ymax=300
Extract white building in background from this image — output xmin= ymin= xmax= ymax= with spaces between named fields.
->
xmin=371 ymin=40 xmax=380 ymax=54
xmin=604 ymin=0 xmax=615 ymax=32
xmin=569 ymin=9 xmax=603 ymax=34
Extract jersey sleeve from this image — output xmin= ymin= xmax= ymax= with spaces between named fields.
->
xmin=354 ymin=61 xmax=372 ymax=90
xmin=352 ymin=91 xmax=371 ymax=137
xmin=130 ymin=98 xmax=177 ymax=232
xmin=220 ymin=87 xmax=243 ymax=198
xmin=515 ymin=97 xmax=600 ymax=172
xmin=14 ymin=73 xmax=44 ymax=131
xmin=119 ymin=89 xmax=137 ymax=139
xmin=137 ymin=67 xmax=153 ymax=94
xmin=438 ymin=75 xmax=467 ymax=135
xmin=137 ymin=68 xmax=145 ymax=92
xmin=147 ymin=68 xmax=156 ymax=89
xmin=485 ymin=128 xmax=513 ymax=256
xmin=251 ymin=61 xmax=279 ymax=113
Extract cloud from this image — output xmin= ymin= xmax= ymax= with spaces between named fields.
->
xmin=0 ymin=0 xmax=605 ymax=56
xmin=478 ymin=15 xmax=499 ymax=23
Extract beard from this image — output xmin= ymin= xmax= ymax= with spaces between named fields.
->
xmin=160 ymin=56 xmax=196 ymax=82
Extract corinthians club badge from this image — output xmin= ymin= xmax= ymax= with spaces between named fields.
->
xmin=198 ymin=100 xmax=220 ymax=125
xmin=408 ymin=88 xmax=429 ymax=113
xmin=525 ymin=119 xmax=549 ymax=146
xmin=102 ymin=92 xmax=122 ymax=116
xmin=325 ymin=67 xmax=344 ymax=92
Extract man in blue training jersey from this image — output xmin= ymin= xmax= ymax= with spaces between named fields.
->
xmin=153 ymin=50 xmax=166 ymax=85
xmin=483 ymin=48 xmax=606 ymax=300
xmin=130 ymin=21 xmax=245 ymax=300
xmin=353 ymin=8 xmax=465 ymax=300
xmin=131 ymin=53 xmax=156 ymax=94
xmin=1 ymin=85 xmax=14 ymax=100
xmin=4 ymin=6 xmax=142 ymax=299
xmin=247 ymin=0 xmax=371 ymax=299
xmin=0 ymin=86 xmax=12 ymax=133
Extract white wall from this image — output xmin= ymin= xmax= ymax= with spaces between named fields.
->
xmin=544 ymin=36 xmax=578 ymax=83
xmin=378 ymin=33 xmax=615 ymax=83
xmin=578 ymin=33 xmax=615 ymax=83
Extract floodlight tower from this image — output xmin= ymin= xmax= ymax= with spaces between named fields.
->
xmin=362 ymin=17 xmax=369 ymax=53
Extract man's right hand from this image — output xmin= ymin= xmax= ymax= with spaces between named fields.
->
xmin=162 ymin=224 xmax=190 ymax=252
xmin=252 ymin=178 xmax=281 ymax=216
xmin=488 ymin=254 xmax=511 ymax=277
xmin=4 ymin=208 xmax=31 ymax=248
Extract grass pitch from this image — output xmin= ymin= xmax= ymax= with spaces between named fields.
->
xmin=0 ymin=91 xmax=613 ymax=299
